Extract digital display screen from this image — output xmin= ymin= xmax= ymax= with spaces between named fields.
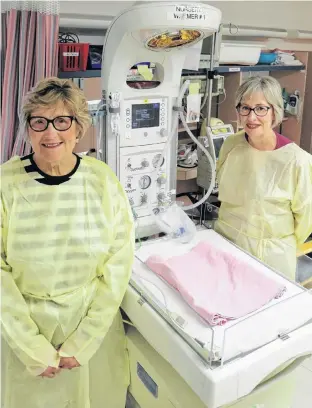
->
xmin=132 ymin=103 xmax=160 ymax=129
xmin=213 ymin=137 xmax=224 ymax=159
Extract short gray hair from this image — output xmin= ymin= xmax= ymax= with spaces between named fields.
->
xmin=235 ymin=76 xmax=284 ymax=128
xmin=20 ymin=77 xmax=91 ymax=141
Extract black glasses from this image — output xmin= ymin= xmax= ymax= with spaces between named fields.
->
xmin=236 ymin=104 xmax=271 ymax=117
xmin=27 ymin=116 xmax=76 ymax=132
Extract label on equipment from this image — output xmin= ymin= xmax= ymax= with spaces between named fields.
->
xmin=63 ymin=52 xmax=79 ymax=57
xmin=137 ymin=363 xmax=158 ymax=398
xmin=168 ymin=5 xmax=207 ymax=20
xmin=229 ymin=67 xmax=241 ymax=72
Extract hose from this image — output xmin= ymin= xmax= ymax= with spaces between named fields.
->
xmin=178 ymin=110 xmax=215 ymax=211
xmin=151 ymin=80 xmax=215 ymax=216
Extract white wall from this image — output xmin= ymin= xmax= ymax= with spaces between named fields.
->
xmin=60 ymin=1 xmax=132 ymax=17
xmin=206 ymin=1 xmax=312 ymax=32
xmin=59 ymin=1 xmax=312 ymax=31
xmin=59 ymin=1 xmax=312 ymax=50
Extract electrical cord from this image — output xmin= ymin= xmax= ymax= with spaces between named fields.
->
xmin=228 ymin=23 xmax=239 ymax=35
xmin=216 ymin=89 xmax=227 ymax=105
xmin=58 ymin=32 xmax=80 ymax=43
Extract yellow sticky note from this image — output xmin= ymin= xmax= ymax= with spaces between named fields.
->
xmin=137 ymin=65 xmax=153 ymax=81
xmin=189 ymin=82 xmax=200 ymax=95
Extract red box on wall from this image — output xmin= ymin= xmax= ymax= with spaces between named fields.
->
xmin=58 ymin=43 xmax=89 ymax=72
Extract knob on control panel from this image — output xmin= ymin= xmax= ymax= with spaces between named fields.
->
xmin=157 ymin=175 xmax=166 ymax=185
xmin=160 ymin=128 xmax=166 ymax=137
xmin=157 ymin=192 xmax=166 ymax=203
xmin=141 ymin=159 xmax=149 ymax=168
xmin=140 ymin=193 xmax=148 ymax=205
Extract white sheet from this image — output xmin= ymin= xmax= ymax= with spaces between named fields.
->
xmin=133 ymin=229 xmax=312 ymax=363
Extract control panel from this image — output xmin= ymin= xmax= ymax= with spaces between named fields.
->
xmin=120 ymin=144 xmax=171 ymax=219
xmin=121 ymin=97 xmax=169 ymax=147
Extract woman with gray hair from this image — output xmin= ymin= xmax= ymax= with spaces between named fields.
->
xmin=215 ymin=76 xmax=312 ymax=279
xmin=1 ymin=77 xmax=134 ymax=407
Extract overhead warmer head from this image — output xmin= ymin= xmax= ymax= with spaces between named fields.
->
xmin=130 ymin=1 xmax=220 ymax=51
xmin=103 ymin=2 xmax=221 ymax=56
xmin=145 ymin=28 xmax=203 ymax=51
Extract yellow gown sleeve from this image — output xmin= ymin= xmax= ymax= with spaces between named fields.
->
xmin=58 ymin=181 xmax=135 ymax=365
xmin=291 ymin=153 xmax=312 ymax=246
xmin=1 ymin=197 xmax=60 ymax=376
xmin=216 ymin=132 xmax=242 ymax=182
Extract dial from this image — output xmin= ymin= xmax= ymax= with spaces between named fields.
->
xmin=139 ymin=175 xmax=151 ymax=189
xmin=152 ymin=154 xmax=165 ymax=168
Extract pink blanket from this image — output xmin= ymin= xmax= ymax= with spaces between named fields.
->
xmin=145 ymin=241 xmax=286 ymax=326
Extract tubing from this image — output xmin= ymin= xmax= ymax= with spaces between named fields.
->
xmin=152 ymin=80 xmax=216 ymax=214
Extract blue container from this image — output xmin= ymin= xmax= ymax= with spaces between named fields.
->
xmin=257 ymin=52 xmax=277 ymax=65
xmin=89 ymin=45 xmax=103 ymax=69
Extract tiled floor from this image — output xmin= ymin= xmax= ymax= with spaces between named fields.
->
xmin=292 ymin=358 xmax=312 ymax=407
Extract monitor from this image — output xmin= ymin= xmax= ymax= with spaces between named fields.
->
xmin=213 ymin=137 xmax=225 ymax=160
xmin=132 ymin=103 xmax=160 ymax=129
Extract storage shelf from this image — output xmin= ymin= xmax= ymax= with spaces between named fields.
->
xmin=216 ymin=64 xmax=305 ymax=73
xmin=58 ymin=64 xmax=305 ymax=79
xmin=178 ymin=123 xmax=198 ymax=132
xmin=58 ymin=70 xmax=101 ymax=78
xmin=183 ymin=65 xmax=305 ymax=75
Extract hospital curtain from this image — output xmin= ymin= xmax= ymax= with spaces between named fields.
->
xmin=1 ymin=1 xmax=60 ymax=163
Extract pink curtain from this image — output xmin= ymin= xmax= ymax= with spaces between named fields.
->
xmin=1 ymin=1 xmax=60 ymax=163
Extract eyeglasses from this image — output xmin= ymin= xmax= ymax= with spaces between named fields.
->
xmin=27 ymin=116 xmax=76 ymax=132
xmin=236 ymin=104 xmax=271 ymax=117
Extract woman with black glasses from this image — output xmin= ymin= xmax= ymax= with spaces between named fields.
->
xmin=1 ymin=78 xmax=134 ymax=408
xmin=215 ymin=76 xmax=312 ymax=279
